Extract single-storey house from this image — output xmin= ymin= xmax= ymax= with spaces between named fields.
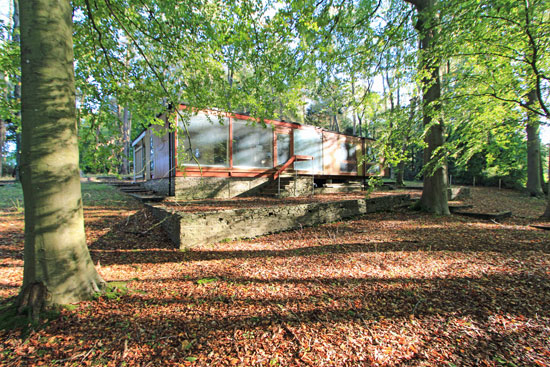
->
xmin=132 ymin=105 xmax=379 ymax=199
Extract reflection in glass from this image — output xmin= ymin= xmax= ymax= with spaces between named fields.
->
xmin=179 ymin=113 xmax=229 ymax=167
xmin=339 ymin=142 xmax=357 ymax=172
xmin=233 ymin=119 xmax=273 ymax=168
xmin=294 ymin=129 xmax=323 ymax=172
xmin=277 ymin=133 xmax=290 ymax=165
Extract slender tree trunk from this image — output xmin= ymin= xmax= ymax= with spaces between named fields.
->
xmin=396 ymin=162 xmax=405 ymax=186
xmin=13 ymin=0 xmax=22 ymax=181
xmin=406 ymin=0 xmax=449 ymax=215
xmin=396 ymin=98 xmax=416 ymax=187
xmin=544 ymin=155 xmax=550 ymax=219
xmin=351 ymin=78 xmax=357 ymax=136
xmin=543 ymin=145 xmax=550 ymax=219
xmin=0 ymin=72 xmax=7 ymax=177
xmin=18 ymin=0 xmax=104 ymax=313
xmin=121 ymin=106 xmax=131 ymax=175
xmin=385 ymin=67 xmax=395 ymax=112
xmin=0 ymin=118 xmax=4 ymax=177
xmin=540 ymin=152 xmax=547 ymax=194
xmin=526 ymin=89 xmax=543 ymax=196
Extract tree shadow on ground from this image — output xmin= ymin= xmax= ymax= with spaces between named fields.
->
xmin=2 ymin=194 xmax=549 ymax=366
xmin=89 ymin=209 xmax=550 ymax=266
xmin=22 ymin=269 xmax=550 ymax=366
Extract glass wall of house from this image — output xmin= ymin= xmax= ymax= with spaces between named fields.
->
xmin=339 ymin=141 xmax=358 ymax=173
xmin=232 ymin=119 xmax=273 ymax=168
xmin=178 ymin=113 xmax=229 ymax=167
xmin=276 ymin=133 xmax=291 ymax=165
xmin=294 ymin=128 xmax=323 ymax=173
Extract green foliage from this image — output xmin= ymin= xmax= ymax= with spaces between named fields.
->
xmin=365 ymin=176 xmax=383 ymax=198
xmin=3 ymin=0 xmax=548 ymax=189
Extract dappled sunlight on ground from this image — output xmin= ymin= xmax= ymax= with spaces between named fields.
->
xmin=0 ymin=182 xmax=549 ymax=366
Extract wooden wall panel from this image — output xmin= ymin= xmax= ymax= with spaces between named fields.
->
xmin=322 ymin=131 xmax=340 ymax=175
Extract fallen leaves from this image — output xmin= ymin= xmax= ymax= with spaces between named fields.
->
xmin=0 ymin=183 xmax=549 ymax=366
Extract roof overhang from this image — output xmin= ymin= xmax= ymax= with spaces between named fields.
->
xmin=131 ymin=130 xmax=147 ymax=147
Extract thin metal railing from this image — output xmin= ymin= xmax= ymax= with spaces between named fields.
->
xmin=272 ymin=155 xmax=314 ymax=197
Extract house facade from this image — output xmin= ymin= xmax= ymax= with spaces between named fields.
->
xmin=132 ymin=105 xmax=379 ymax=199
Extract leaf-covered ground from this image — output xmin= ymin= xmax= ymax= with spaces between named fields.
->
xmin=0 ymin=183 xmax=549 ymax=366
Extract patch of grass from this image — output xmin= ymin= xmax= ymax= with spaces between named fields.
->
xmin=0 ymin=301 xmax=60 ymax=334
xmin=62 ymin=304 xmax=79 ymax=311
xmin=81 ymin=183 xmax=133 ymax=207
xmin=0 ymin=182 xmax=134 ymax=210
xmin=94 ymin=281 xmax=129 ymax=301
xmin=0 ymin=183 xmax=23 ymax=210
xmin=196 ymin=278 xmax=218 ymax=285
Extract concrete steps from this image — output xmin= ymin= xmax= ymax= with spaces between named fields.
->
xmin=257 ymin=177 xmax=294 ymax=197
xmin=109 ymin=181 xmax=166 ymax=203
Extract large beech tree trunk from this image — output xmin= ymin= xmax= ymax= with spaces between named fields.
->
xmin=18 ymin=0 xmax=104 ymax=312
xmin=406 ymin=0 xmax=449 ymax=215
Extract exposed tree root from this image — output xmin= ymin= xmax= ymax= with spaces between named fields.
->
xmin=16 ymin=278 xmax=105 ymax=322
xmin=17 ymin=282 xmax=48 ymax=322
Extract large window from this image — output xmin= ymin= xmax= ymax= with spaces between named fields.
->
xmin=294 ymin=129 xmax=323 ymax=173
xmin=276 ymin=133 xmax=291 ymax=165
xmin=233 ymin=119 xmax=273 ymax=168
xmin=179 ymin=113 xmax=229 ymax=167
xmin=339 ymin=142 xmax=357 ymax=172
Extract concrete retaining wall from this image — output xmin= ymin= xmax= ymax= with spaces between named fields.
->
xmin=147 ymin=194 xmax=410 ymax=249
xmin=448 ymin=186 xmax=471 ymax=201
xmin=144 ymin=178 xmax=170 ymax=195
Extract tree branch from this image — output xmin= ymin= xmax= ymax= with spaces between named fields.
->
xmin=83 ymin=0 xmax=115 ymax=77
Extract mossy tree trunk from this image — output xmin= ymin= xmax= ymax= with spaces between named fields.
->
xmin=406 ymin=0 xmax=450 ymax=215
xmin=18 ymin=0 xmax=104 ymax=313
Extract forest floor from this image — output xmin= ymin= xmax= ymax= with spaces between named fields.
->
xmin=0 ymin=183 xmax=549 ymax=366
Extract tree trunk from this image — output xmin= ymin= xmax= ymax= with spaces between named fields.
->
xmin=540 ymin=152 xmax=547 ymax=194
xmin=19 ymin=0 xmax=104 ymax=313
xmin=0 ymin=72 xmax=6 ymax=177
xmin=406 ymin=0 xmax=449 ymax=215
xmin=544 ymin=195 xmax=550 ymax=219
xmin=396 ymin=161 xmax=405 ymax=186
xmin=543 ymin=147 xmax=550 ymax=219
xmin=0 ymin=118 xmax=4 ymax=177
xmin=13 ymin=0 xmax=21 ymax=181
xmin=351 ymin=78 xmax=357 ymax=136
xmin=526 ymin=89 xmax=543 ymax=196
xmin=121 ymin=106 xmax=131 ymax=175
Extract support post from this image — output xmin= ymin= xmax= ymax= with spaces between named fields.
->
xmin=133 ymin=147 xmax=136 ymax=183
xmin=294 ymin=170 xmax=297 ymax=196
xmin=311 ymin=159 xmax=314 ymax=196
